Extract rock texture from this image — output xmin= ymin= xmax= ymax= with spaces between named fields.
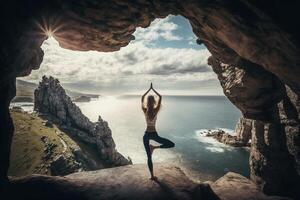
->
xmin=34 ymin=76 xmax=131 ymax=168
xmin=1 ymin=1 xmax=300 ymax=92
xmin=211 ymin=172 xmax=291 ymax=200
xmin=4 ymin=163 xmax=288 ymax=200
xmin=204 ymin=117 xmax=252 ymax=147
xmin=0 ymin=79 xmax=16 ymax=181
xmin=209 ymin=56 xmax=300 ymax=198
xmin=1 ymin=0 xmax=300 ymax=198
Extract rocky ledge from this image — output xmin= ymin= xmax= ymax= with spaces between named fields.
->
xmin=34 ymin=76 xmax=131 ymax=170
xmin=4 ymin=163 xmax=289 ymax=200
xmin=202 ymin=117 xmax=252 ymax=147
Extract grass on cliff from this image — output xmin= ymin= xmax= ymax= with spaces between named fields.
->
xmin=9 ymin=110 xmax=75 ymax=176
xmin=9 ymin=109 xmax=107 ymax=176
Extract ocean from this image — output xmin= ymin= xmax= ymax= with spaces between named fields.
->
xmin=13 ymin=95 xmax=250 ymax=181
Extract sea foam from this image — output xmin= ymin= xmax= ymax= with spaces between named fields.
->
xmin=194 ymin=128 xmax=234 ymax=153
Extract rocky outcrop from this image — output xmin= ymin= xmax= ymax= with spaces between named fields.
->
xmin=279 ymin=85 xmax=300 ymax=176
xmin=250 ymin=120 xmax=300 ymax=197
xmin=208 ymin=56 xmax=284 ymax=121
xmin=205 ymin=129 xmax=249 ymax=148
xmin=34 ymin=76 xmax=131 ymax=168
xmin=204 ymin=117 xmax=252 ymax=147
xmin=50 ymin=155 xmax=80 ymax=176
xmin=209 ymin=56 xmax=300 ymax=198
xmin=4 ymin=163 xmax=290 ymax=200
xmin=235 ymin=117 xmax=253 ymax=144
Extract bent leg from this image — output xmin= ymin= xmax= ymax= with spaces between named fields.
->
xmin=143 ymin=134 xmax=153 ymax=176
xmin=152 ymin=133 xmax=175 ymax=148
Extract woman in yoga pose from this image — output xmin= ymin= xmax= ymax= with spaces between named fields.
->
xmin=141 ymin=83 xmax=175 ymax=180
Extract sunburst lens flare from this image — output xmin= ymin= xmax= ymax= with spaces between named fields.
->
xmin=35 ymin=17 xmax=63 ymax=38
xmin=45 ymin=29 xmax=54 ymax=37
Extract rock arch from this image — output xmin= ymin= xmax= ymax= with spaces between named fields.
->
xmin=0 ymin=0 xmax=299 ymax=198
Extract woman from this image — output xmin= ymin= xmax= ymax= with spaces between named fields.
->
xmin=141 ymin=83 xmax=175 ymax=180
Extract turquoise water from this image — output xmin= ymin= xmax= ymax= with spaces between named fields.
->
xmin=76 ymin=95 xmax=250 ymax=181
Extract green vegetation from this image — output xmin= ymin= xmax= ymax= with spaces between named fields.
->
xmin=9 ymin=109 xmax=107 ymax=176
xmin=8 ymin=110 xmax=76 ymax=176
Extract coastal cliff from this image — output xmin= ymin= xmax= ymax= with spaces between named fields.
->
xmin=30 ymin=76 xmax=131 ymax=175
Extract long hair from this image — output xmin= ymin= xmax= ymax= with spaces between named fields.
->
xmin=146 ymin=95 xmax=158 ymax=120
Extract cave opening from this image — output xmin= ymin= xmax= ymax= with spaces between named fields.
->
xmin=1 ymin=1 xmax=300 ymax=199
xmin=11 ymin=14 xmax=248 ymax=182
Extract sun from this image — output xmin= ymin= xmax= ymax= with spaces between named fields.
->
xmin=34 ymin=16 xmax=62 ymax=38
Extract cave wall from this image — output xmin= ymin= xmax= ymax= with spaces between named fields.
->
xmin=0 ymin=0 xmax=300 ymax=197
xmin=208 ymin=56 xmax=300 ymax=196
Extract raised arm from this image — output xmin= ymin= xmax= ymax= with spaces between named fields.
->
xmin=152 ymin=86 xmax=162 ymax=111
xmin=141 ymin=84 xmax=152 ymax=112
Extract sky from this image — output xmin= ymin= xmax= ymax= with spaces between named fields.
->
xmin=22 ymin=15 xmax=223 ymax=95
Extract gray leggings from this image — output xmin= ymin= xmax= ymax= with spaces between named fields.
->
xmin=143 ymin=131 xmax=175 ymax=175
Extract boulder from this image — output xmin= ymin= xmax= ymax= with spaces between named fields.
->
xmin=211 ymin=172 xmax=291 ymax=200
xmin=50 ymin=155 xmax=81 ymax=176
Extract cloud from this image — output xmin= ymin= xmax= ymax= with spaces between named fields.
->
xmin=133 ymin=15 xmax=182 ymax=44
xmin=23 ymin=16 xmax=221 ymax=95
xmin=147 ymin=63 xmax=211 ymax=75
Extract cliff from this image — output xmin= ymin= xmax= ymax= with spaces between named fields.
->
xmin=13 ymin=79 xmax=99 ymax=103
xmin=9 ymin=108 xmax=84 ymax=176
xmin=33 ymin=76 xmax=131 ymax=172
xmin=208 ymin=56 xmax=300 ymax=197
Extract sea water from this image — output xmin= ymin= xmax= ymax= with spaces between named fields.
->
xmin=76 ymin=95 xmax=249 ymax=181
xmin=13 ymin=95 xmax=250 ymax=181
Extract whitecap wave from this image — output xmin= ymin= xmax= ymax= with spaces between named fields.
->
xmin=10 ymin=102 xmax=34 ymax=112
xmin=194 ymin=128 xmax=234 ymax=153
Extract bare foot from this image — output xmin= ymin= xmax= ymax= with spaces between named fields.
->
xmin=149 ymin=144 xmax=155 ymax=155
xmin=149 ymin=176 xmax=158 ymax=181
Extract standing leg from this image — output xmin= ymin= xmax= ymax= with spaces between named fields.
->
xmin=143 ymin=133 xmax=154 ymax=178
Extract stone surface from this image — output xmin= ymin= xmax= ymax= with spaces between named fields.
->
xmin=250 ymin=120 xmax=300 ymax=197
xmin=211 ymin=172 xmax=291 ymax=200
xmin=204 ymin=129 xmax=249 ymax=147
xmin=50 ymin=155 xmax=80 ymax=176
xmin=208 ymin=56 xmax=284 ymax=121
xmin=209 ymin=56 xmax=300 ymax=198
xmin=204 ymin=117 xmax=252 ymax=147
xmin=234 ymin=117 xmax=252 ymax=144
xmin=34 ymin=76 xmax=131 ymax=167
xmin=4 ymin=164 xmax=291 ymax=200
